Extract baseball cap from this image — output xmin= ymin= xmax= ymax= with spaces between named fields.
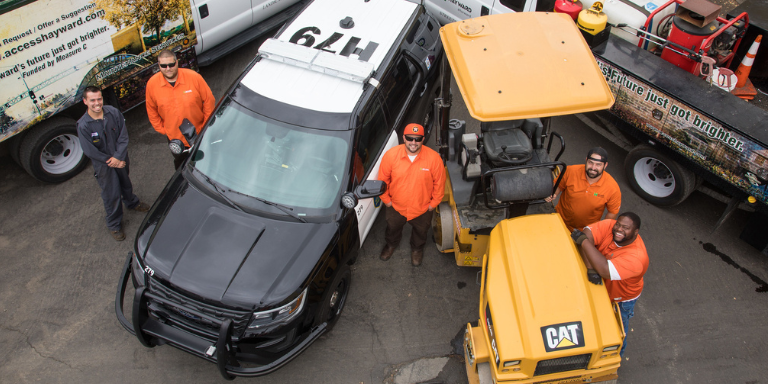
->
xmin=404 ymin=123 xmax=424 ymax=137
xmin=587 ymin=147 xmax=608 ymax=163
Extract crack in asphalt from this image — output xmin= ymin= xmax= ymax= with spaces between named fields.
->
xmin=1 ymin=325 xmax=80 ymax=372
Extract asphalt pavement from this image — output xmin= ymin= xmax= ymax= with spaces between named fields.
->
xmin=1 ymin=34 xmax=767 ymax=384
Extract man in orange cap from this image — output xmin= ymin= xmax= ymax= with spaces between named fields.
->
xmin=378 ymin=124 xmax=445 ymax=266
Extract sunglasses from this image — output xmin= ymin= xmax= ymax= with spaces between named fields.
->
xmin=404 ymin=135 xmax=424 ymax=142
xmin=159 ymin=61 xmax=177 ymax=69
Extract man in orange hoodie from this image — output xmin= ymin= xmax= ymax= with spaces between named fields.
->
xmin=146 ymin=50 xmax=215 ymax=169
xmin=378 ymin=123 xmax=445 ymax=266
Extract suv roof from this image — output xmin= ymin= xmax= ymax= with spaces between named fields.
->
xmin=241 ymin=0 xmax=418 ymax=113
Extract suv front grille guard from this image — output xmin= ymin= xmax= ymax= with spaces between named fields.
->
xmin=533 ymin=353 xmax=592 ymax=376
xmin=114 ymin=253 xmax=327 ymax=379
xmin=147 ymin=277 xmax=251 ymax=340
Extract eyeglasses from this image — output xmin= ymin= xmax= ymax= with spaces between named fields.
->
xmin=404 ymin=135 xmax=424 ymax=142
xmin=159 ymin=61 xmax=177 ymax=69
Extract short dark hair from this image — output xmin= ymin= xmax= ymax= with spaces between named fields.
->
xmin=157 ymin=49 xmax=176 ymax=60
xmin=618 ymin=212 xmax=641 ymax=230
xmin=83 ymin=86 xmax=101 ymax=98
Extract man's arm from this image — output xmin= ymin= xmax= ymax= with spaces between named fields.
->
xmin=113 ymin=109 xmax=129 ymax=162
xmin=378 ymin=152 xmax=393 ymax=207
xmin=428 ymin=156 xmax=446 ymax=210
xmin=579 ymin=239 xmax=610 ymax=279
xmin=605 ymin=183 xmax=621 ymax=220
xmin=145 ymin=82 xmax=165 ymax=135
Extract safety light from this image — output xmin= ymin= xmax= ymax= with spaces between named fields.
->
xmin=503 ymin=360 xmax=520 ymax=367
xmin=602 ymin=345 xmax=620 ymax=352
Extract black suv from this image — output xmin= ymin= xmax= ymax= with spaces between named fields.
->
xmin=116 ymin=0 xmax=443 ymax=378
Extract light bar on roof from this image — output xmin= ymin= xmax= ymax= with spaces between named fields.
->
xmin=259 ymin=38 xmax=375 ymax=83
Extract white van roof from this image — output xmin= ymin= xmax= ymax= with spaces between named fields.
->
xmin=241 ymin=0 xmax=417 ymax=114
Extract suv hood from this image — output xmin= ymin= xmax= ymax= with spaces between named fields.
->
xmin=136 ymin=174 xmax=337 ymax=309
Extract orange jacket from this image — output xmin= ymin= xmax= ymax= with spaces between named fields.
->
xmin=378 ymin=144 xmax=445 ymax=220
xmin=145 ymin=68 xmax=215 ymax=146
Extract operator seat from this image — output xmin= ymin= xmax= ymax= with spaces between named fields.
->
xmin=482 ymin=119 xmax=542 ymax=167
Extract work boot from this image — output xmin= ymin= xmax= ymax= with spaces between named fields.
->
xmin=380 ymin=245 xmax=396 ymax=261
xmin=411 ymin=249 xmax=423 ymax=267
xmin=132 ymin=202 xmax=150 ymax=212
xmin=111 ymin=228 xmax=126 ymax=241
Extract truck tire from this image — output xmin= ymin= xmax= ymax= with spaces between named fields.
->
xmin=18 ymin=118 xmax=89 ymax=183
xmin=624 ymin=144 xmax=696 ymax=206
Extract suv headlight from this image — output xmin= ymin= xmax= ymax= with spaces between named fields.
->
xmin=247 ymin=288 xmax=308 ymax=331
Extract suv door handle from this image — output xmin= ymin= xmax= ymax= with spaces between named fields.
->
xmin=199 ymin=4 xmax=209 ymax=19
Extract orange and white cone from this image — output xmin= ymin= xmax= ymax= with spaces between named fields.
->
xmin=732 ymin=35 xmax=762 ymax=100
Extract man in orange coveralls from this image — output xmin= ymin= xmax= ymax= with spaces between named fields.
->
xmin=146 ymin=50 xmax=215 ymax=169
xmin=378 ymin=123 xmax=445 ymax=266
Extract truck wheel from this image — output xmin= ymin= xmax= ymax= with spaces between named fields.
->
xmin=433 ymin=202 xmax=454 ymax=252
xmin=18 ymin=118 xmax=88 ymax=183
xmin=624 ymin=145 xmax=696 ymax=206
xmin=318 ymin=265 xmax=350 ymax=333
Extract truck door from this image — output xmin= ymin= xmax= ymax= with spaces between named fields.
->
xmin=252 ymin=0 xmax=298 ymax=23
xmin=191 ymin=0 xmax=253 ymax=53
xmin=354 ymin=97 xmax=399 ymax=244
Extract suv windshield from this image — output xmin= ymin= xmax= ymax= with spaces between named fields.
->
xmin=190 ymin=98 xmax=349 ymax=212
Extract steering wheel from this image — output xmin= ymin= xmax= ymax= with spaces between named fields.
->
xmin=496 ymin=145 xmax=532 ymax=165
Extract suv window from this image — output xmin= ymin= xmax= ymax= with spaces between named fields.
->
xmin=379 ymin=56 xmax=419 ymax=130
xmin=356 ymin=97 xmax=389 ymax=180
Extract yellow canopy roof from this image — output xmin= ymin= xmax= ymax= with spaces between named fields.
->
xmin=440 ymin=12 xmax=614 ymax=121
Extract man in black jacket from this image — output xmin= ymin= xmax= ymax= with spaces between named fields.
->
xmin=76 ymin=86 xmax=149 ymax=241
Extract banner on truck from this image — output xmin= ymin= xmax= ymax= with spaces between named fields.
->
xmin=0 ymin=0 xmax=196 ymax=141
xmin=596 ymin=58 xmax=768 ymax=205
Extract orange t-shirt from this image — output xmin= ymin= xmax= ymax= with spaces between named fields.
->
xmin=146 ymin=68 xmax=215 ymax=146
xmin=378 ymin=144 xmax=445 ymax=220
xmin=555 ymin=164 xmax=621 ymax=231
xmin=587 ymin=219 xmax=649 ymax=302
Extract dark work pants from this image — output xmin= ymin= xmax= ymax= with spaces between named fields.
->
xmin=384 ymin=206 xmax=433 ymax=251
xmin=95 ymin=163 xmax=139 ymax=231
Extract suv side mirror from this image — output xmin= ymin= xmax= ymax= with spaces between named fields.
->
xmin=340 ymin=180 xmax=387 ymax=209
xmin=355 ymin=180 xmax=387 ymax=199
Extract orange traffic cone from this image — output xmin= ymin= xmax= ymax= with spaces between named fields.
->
xmin=732 ymin=35 xmax=762 ymax=100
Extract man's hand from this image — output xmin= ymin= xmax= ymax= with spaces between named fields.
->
xmin=587 ymin=268 xmax=603 ymax=285
xmin=571 ymin=229 xmax=587 ymax=245
xmin=385 ymin=202 xmax=392 ymax=208
xmin=106 ymin=157 xmax=125 ymax=168
xmin=544 ymin=194 xmax=556 ymax=203
xmin=428 ymin=205 xmax=434 ymax=211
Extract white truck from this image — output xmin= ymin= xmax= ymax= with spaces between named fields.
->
xmin=0 ymin=0 xmax=307 ymax=183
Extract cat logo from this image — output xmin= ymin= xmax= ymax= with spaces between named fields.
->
xmin=541 ymin=321 xmax=585 ymax=352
